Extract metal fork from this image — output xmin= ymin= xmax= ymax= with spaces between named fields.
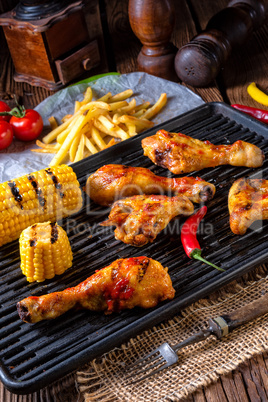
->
xmin=123 ymin=291 xmax=268 ymax=384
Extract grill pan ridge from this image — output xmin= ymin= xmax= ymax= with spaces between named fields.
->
xmin=1 ymin=102 xmax=268 ymax=394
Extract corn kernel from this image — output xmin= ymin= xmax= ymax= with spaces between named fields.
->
xmin=19 ymin=221 xmax=73 ymax=282
xmin=0 ymin=165 xmax=82 ymax=247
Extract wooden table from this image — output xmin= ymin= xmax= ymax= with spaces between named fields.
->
xmin=0 ymin=0 xmax=267 ymax=400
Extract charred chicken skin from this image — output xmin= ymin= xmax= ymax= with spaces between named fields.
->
xmin=17 ymin=257 xmax=175 ymax=323
xmin=101 ymin=194 xmax=194 ymax=246
xmin=229 ymin=177 xmax=268 ymax=235
xmin=85 ymin=164 xmax=215 ymax=206
xmin=142 ymin=130 xmax=264 ymax=174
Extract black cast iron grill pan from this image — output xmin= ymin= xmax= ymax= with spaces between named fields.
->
xmin=1 ymin=102 xmax=268 ymax=394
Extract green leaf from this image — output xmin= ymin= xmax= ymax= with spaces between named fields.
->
xmin=68 ymin=72 xmax=120 ymax=87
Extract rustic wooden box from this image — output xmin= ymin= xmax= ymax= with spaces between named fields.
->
xmin=0 ymin=1 xmax=106 ymax=90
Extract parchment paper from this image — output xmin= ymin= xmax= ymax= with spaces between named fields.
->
xmin=0 ymin=72 xmax=204 ymax=182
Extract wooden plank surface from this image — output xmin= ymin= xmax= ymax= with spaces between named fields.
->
xmin=0 ymin=0 xmax=268 ymax=400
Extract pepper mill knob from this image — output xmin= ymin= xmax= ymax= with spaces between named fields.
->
xmin=128 ymin=0 xmax=178 ymax=81
xmin=174 ymin=0 xmax=268 ymax=87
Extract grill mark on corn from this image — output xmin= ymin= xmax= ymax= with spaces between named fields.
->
xmin=8 ymin=181 xmax=23 ymax=209
xmin=30 ymin=239 xmax=37 ymax=247
xmin=27 ymin=175 xmax=46 ymax=207
xmin=30 ymin=224 xmax=37 ymax=247
xmin=45 ymin=168 xmax=64 ymax=198
xmin=50 ymin=222 xmax=58 ymax=244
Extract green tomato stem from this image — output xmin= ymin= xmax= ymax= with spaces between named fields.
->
xmin=0 ymin=106 xmax=25 ymax=118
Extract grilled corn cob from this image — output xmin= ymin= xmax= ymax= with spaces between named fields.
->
xmin=0 ymin=165 xmax=82 ymax=247
xmin=19 ymin=222 xmax=73 ymax=282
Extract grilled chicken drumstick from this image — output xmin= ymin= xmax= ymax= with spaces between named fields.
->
xmin=101 ymin=194 xmax=194 ymax=246
xmin=142 ymin=130 xmax=264 ymax=174
xmin=229 ymin=177 xmax=268 ymax=235
xmin=85 ymin=164 xmax=215 ymax=206
xmin=17 ymin=257 xmax=175 ymax=323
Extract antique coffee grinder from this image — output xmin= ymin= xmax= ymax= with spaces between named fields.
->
xmin=0 ymin=0 xmax=101 ymax=90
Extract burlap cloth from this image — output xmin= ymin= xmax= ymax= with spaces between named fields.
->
xmin=76 ymin=266 xmax=268 ymax=401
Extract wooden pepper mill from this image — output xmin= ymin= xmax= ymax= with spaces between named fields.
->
xmin=175 ymin=0 xmax=268 ymax=87
xmin=128 ymin=0 xmax=178 ymax=81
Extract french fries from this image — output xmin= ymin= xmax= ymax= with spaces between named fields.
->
xmin=33 ymin=88 xmax=167 ymax=166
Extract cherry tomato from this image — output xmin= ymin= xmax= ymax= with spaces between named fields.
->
xmin=0 ymin=121 xmax=13 ymax=150
xmin=0 ymin=101 xmax=11 ymax=122
xmin=10 ymin=109 xmax=43 ymax=141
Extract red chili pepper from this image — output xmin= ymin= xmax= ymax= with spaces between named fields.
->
xmin=181 ymin=206 xmax=225 ymax=272
xmin=231 ymin=104 xmax=268 ymax=124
